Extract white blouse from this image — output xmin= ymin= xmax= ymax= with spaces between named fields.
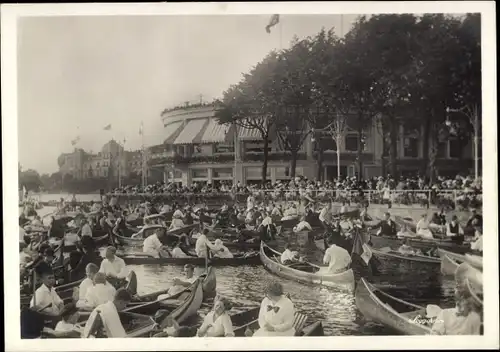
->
xmin=99 ymin=257 xmax=128 ymax=279
xmin=254 ymin=296 xmax=295 ymax=336
xmin=197 ymin=311 xmax=235 ymax=337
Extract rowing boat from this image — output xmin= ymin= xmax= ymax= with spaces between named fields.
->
xmin=464 ymin=254 xmax=483 ymax=271
xmin=51 ymin=233 xmax=110 ymax=252
xmin=124 ymin=276 xmax=204 ymax=327
xmin=121 ymin=251 xmax=260 ymax=266
xmin=114 ymin=224 xmax=197 ymax=246
xmin=355 ymin=278 xmax=432 ymax=335
xmin=231 ymin=307 xmax=325 ymax=336
xmin=260 ymin=242 xmax=355 ymax=290
xmin=370 ymin=246 xmax=440 ymax=265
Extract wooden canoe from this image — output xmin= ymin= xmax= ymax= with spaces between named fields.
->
xmin=121 ymin=251 xmax=260 ymax=266
xmin=124 ymin=276 xmax=204 ymax=327
xmin=370 ymin=246 xmax=441 ymax=265
xmin=437 ymin=248 xmax=466 ymax=262
xmin=51 ymin=233 xmax=110 ymax=252
xmin=260 ymin=242 xmax=355 ymax=290
xmin=369 ymin=234 xmax=471 ymax=254
xmin=440 ymin=254 xmax=461 ymax=276
xmin=21 ymin=278 xmax=84 ymax=309
xmin=231 ymin=307 xmax=325 ymax=336
xmin=464 ymin=254 xmax=483 ymax=271
xmin=355 ymin=278 xmax=432 ymax=335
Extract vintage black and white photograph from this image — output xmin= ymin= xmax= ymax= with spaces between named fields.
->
xmin=2 ymin=2 xmax=498 ymax=351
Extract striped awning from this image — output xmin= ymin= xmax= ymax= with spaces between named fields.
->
xmin=162 ymin=121 xmax=184 ymax=144
xmin=173 ymin=118 xmax=208 ymax=145
xmin=200 ymin=119 xmax=231 ymax=144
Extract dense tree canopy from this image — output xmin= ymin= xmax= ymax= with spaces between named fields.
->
xmin=215 ymin=14 xmax=481 ymax=181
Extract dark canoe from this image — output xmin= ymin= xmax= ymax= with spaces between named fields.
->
xmin=355 ymin=278 xmax=432 ymax=335
xmin=369 ymin=234 xmax=471 ymax=254
xmin=124 ymin=276 xmax=204 ymax=327
xmin=260 ymin=242 xmax=355 ymax=290
xmin=464 ymin=254 xmax=483 ymax=271
xmin=370 ymin=246 xmax=441 ymax=265
xmin=121 ymin=252 xmax=260 ymax=266
xmin=231 ymin=307 xmax=324 ymax=337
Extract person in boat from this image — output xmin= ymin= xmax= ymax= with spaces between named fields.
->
xmin=446 ymin=215 xmax=465 ymax=244
xmin=169 ymin=211 xmax=185 ymax=231
xmin=370 ymin=212 xmax=397 ymax=237
xmin=431 ymin=208 xmax=447 ymax=226
xmin=304 ymin=205 xmax=318 ymax=227
xmin=397 ymin=238 xmax=418 ymax=255
xmin=215 ymin=204 xmax=231 ymax=227
xmin=113 ymin=210 xmax=131 ymax=237
xmin=416 ymin=214 xmax=434 ymax=239
xmin=70 ymin=194 xmax=78 ymax=211
xmin=396 ymin=224 xmax=414 ymax=238
xmin=210 ymin=239 xmax=234 ymax=259
xmin=76 ymin=263 xmax=100 ymax=309
xmin=282 ymin=203 xmax=298 ymax=221
xmin=259 ymin=211 xmax=277 ymax=241
xmin=195 ymin=228 xmax=217 ymax=258
xmin=466 ymin=208 xmax=483 ymax=229
xmin=280 ymin=243 xmax=300 ymax=265
xmin=30 ymin=215 xmax=43 ymax=227
xmin=183 ymin=206 xmax=194 ymax=225
xmin=197 ymin=207 xmax=213 ymax=226
xmin=82 ymin=288 xmax=133 ymax=338
xmin=157 ymin=264 xmax=197 ymax=300
xmin=99 ymin=246 xmax=129 ymax=282
xmin=171 ymin=237 xmax=192 ymax=258
xmin=470 ymin=226 xmax=483 ymax=253
xmin=293 ymin=215 xmax=313 ymax=233
xmin=271 ymin=204 xmax=282 ymax=219
xmin=79 ymin=217 xmax=93 ymax=238
xmin=143 ymin=227 xmax=172 ymax=258
xmin=19 ymin=242 xmax=32 ymax=274
xmin=252 ymin=281 xmax=295 ymax=337
xmin=80 ymin=272 xmax=117 ymax=311
xmin=247 ymin=194 xmax=256 ymax=212
xmin=197 ymin=297 xmax=235 ymax=337
xmin=52 ymin=302 xmax=83 ymax=335
xmin=26 ymin=232 xmax=45 ymax=256
xmin=30 ymin=265 xmax=64 ymax=316
xmin=320 ymin=241 xmax=352 ymax=274
xmin=429 ymin=290 xmax=482 ymax=335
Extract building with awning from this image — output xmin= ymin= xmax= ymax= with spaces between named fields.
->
xmin=173 ymin=118 xmax=209 ymax=145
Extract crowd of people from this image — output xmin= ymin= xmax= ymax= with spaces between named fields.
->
xmin=110 ymin=174 xmax=482 ymax=211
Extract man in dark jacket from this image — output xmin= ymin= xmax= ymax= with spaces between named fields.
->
xmin=370 ymin=212 xmax=397 ymax=237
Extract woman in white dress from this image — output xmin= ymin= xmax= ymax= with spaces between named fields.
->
xmin=416 ymin=214 xmax=434 ymax=239
xmin=211 ymin=239 xmax=234 ymax=259
xmin=252 ymin=281 xmax=295 ymax=337
xmin=197 ymin=297 xmax=235 ymax=337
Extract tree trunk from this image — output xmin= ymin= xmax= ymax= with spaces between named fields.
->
xmin=421 ymin=115 xmax=431 ymax=178
xmin=290 ymin=150 xmax=298 ymax=178
xmin=428 ymin=123 xmax=438 ymax=184
xmin=316 ymin=149 xmax=324 ymax=181
xmin=357 ymin=127 xmax=363 ymax=179
xmin=388 ymin=117 xmax=398 ymax=178
xmin=261 ymin=136 xmax=269 ymax=183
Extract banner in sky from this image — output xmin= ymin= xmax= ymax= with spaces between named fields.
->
xmin=265 ymin=14 xmax=280 ymax=33
xmin=71 ymin=136 xmax=80 ymax=146
xmin=103 ymin=124 xmax=112 ymax=130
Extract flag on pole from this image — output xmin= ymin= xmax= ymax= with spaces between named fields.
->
xmin=71 ymin=136 xmax=80 ymax=146
xmin=139 ymin=121 xmax=143 ymax=135
xmin=265 ymin=14 xmax=280 ymax=33
xmin=103 ymin=124 xmax=112 ymax=131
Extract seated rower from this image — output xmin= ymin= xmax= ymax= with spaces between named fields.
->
xmin=79 ymin=272 xmax=117 ymax=311
xmin=430 ymin=290 xmax=481 ymax=335
xmin=82 ymin=288 xmax=133 ymax=338
xmin=143 ymin=228 xmax=171 ymax=258
xmin=293 ymin=216 xmax=312 ymax=233
xmin=76 ymin=263 xmax=100 ymax=309
xmin=53 ymin=303 xmax=83 ymax=336
xmin=157 ymin=264 xmax=197 ymax=300
xmin=320 ymin=242 xmax=352 ymax=274
xmin=195 ymin=229 xmax=216 ymax=258
xmin=30 ymin=265 xmax=64 ymax=316
xmin=281 ymin=204 xmax=298 ymax=221
xmin=211 ymin=239 xmax=234 ymax=259
xmin=197 ymin=297 xmax=235 ymax=337
xmin=259 ymin=212 xmax=277 ymax=241
xmin=280 ymin=243 xmax=299 ymax=265
xmin=370 ymin=212 xmax=397 ymax=237
xmin=446 ymin=215 xmax=465 ymax=244
xmin=252 ymin=281 xmax=295 ymax=337
xmin=169 ymin=212 xmax=185 ymax=231
xmin=99 ymin=246 xmax=129 ymax=281
xmin=416 ymin=214 xmax=434 ymax=239
xmin=80 ymin=218 xmax=93 ymax=238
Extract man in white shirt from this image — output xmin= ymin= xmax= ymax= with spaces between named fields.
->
xmin=280 ymin=244 xmax=298 ymax=265
xmin=30 ymin=266 xmax=64 ymax=316
xmin=80 ymin=218 xmax=93 ymax=238
xmin=195 ymin=229 xmax=216 ymax=258
xmin=76 ymin=263 xmax=99 ymax=309
xmin=83 ymin=288 xmax=132 ymax=338
xmin=80 ymin=272 xmax=117 ymax=311
xmin=157 ymin=264 xmax=198 ymax=300
xmin=143 ymin=228 xmax=170 ymax=258
xmin=99 ymin=246 xmax=128 ymax=279
xmin=321 ymin=244 xmax=352 ymax=274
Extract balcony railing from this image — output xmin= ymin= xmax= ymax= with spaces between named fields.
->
xmin=242 ymin=152 xmax=307 ymax=162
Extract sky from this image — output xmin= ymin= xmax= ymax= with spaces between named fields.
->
xmin=17 ymin=14 xmax=360 ymax=174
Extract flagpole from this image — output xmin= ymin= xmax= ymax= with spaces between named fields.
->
xmin=279 ymin=19 xmax=283 ymax=50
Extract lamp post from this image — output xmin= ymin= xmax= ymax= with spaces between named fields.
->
xmin=445 ymin=106 xmax=480 ymax=180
